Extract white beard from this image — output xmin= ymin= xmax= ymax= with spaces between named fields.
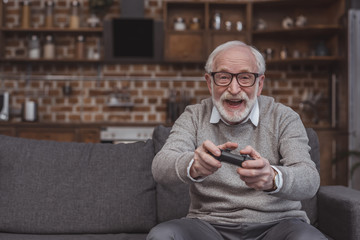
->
xmin=212 ymin=82 xmax=258 ymax=124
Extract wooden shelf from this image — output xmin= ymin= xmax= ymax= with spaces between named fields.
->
xmin=252 ymin=25 xmax=343 ymax=36
xmin=0 ymin=27 xmax=103 ymax=33
xmin=0 ymin=58 xmax=103 ymax=63
xmin=265 ymin=56 xmax=344 ymax=65
xmin=163 ymin=0 xmax=345 ymax=63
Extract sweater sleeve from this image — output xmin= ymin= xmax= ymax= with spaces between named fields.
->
xmin=274 ymin=111 xmax=320 ymax=201
xmin=152 ymin=105 xmax=199 ymax=185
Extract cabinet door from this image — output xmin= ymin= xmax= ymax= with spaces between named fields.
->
xmin=0 ymin=127 xmax=15 ymax=136
xmin=17 ymin=128 xmax=76 ymax=142
xmin=317 ymin=130 xmax=348 ymax=186
xmin=164 ymin=32 xmax=205 ymax=62
xmin=209 ymin=32 xmax=247 ymax=53
xmin=77 ymin=128 xmax=100 ymax=143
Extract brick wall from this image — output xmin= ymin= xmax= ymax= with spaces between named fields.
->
xmin=0 ymin=0 xmax=332 ymax=127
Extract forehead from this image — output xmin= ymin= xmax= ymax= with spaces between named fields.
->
xmin=213 ymin=46 xmax=257 ymax=72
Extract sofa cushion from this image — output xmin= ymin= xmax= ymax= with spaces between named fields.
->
xmin=152 ymin=125 xmax=320 ymax=226
xmin=0 ymin=233 xmax=148 ymax=240
xmin=152 ymin=125 xmax=190 ymax=223
xmin=0 ymin=135 xmax=156 ymax=234
xmin=0 ymin=233 xmax=147 ymax=240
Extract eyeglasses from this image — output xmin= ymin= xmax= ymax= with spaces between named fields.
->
xmin=210 ymin=72 xmax=260 ymax=87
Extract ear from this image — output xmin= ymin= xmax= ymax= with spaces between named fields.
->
xmin=205 ymin=73 xmax=213 ymax=95
xmin=257 ymin=75 xmax=265 ymax=96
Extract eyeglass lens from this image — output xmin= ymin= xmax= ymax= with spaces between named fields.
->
xmin=213 ymin=72 xmax=256 ymax=86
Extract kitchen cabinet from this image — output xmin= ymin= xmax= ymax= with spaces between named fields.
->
xmin=76 ymin=128 xmax=100 ymax=143
xmin=251 ymin=0 xmax=345 ymax=65
xmin=316 ymin=129 xmax=349 ymax=186
xmin=0 ymin=123 xmax=100 ymax=143
xmin=163 ymin=0 xmax=345 ymax=64
xmin=0 ymin=126 xmax=15 ymax=136
xmin=17 ymin=127 xmax=77 ymax=142
xmin=163 ymin=2 xmax=206 ymax=62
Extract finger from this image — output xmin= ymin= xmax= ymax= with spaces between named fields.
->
xmin=242 ymin=158 xmax=267 ymax=169
xmin=237 ymin=167 xmax=259 ymax=178
xmin=218 ymin=141 xmax=238 ymax=151
xmin=199 ymin=150 xmax=222 ymax=168
xmin=237 ymin=166 xmax=274 ymax=190
xmin=202 ymin=140 xmax=222 ymax=158
xmin=240 ymin=145 xmax=261 ymax=159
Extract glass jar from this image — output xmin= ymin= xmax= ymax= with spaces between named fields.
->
xmin=174 ymin=17 xmax=186 ymax=31
xmin=225 ymin=21 xmax=232 ymax=31
xmin=43 ymin=35 xmax=55 ymax=59
xmin=28 ymin=35 xmax=40 ymax=59
xmin=236 ymin=21 xmax=243 ymax=31
xmin=76 ymin=35 xmax=85 ymax=59
xmin=189 ymin=17 xmax=200 ymax=30
xmin=280 ymin=46 xmax=288 ymax=60
xmin=69 ymin=0 xmax=80 ymax=29
xmin=45 ymin=1 xmax=54 ymax=28
xmin=21 ymin=0 xmax=31 ymax=28
xmin=212 ymin=12 xmax=221 ymax=30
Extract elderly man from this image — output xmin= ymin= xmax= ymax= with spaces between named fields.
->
xmin=147 ymin=41 xmax=327 ymax=239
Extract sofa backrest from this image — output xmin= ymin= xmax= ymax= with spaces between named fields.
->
xmin=0 ymin=135 xmax=157 ymax=234
xmin=153 ymin=125 xmax=321 ymax=226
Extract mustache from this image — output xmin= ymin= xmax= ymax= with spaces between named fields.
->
xmin=220 ymin=91 xmax=249 ymax=102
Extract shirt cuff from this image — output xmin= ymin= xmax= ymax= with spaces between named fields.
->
xmin=187 ymin=158 xmax=206 ymax=182
xmin=266 ymin=166 xmax=283 ymax=194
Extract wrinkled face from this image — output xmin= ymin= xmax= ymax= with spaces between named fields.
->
xmin=205 ymin=46 xmax=265 ymax=125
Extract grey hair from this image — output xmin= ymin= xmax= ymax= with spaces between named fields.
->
xmin=204 ymin=40 xmax=266 ymax=75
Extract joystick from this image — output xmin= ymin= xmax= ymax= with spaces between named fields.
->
xmin=209 ymin=149 xmax=253 ymax=167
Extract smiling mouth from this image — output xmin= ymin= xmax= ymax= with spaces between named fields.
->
xmin=225 ymin=99 xmax=244 ymax=106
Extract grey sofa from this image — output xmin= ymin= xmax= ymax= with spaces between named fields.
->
xmin=0 ymin=125 xmax=359 ymax=240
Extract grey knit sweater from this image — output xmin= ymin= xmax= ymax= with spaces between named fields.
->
xmin=152 ymin=95 xmax=320 ymax=225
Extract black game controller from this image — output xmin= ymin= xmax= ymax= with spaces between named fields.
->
xmin=209 ymin=149 xmax=253 ymax=167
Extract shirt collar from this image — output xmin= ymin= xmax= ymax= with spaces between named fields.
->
xmin=210 ymin=98 xmax=259 ymax=126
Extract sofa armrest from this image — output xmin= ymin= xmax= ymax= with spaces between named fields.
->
xmin=317 ymin=185 xmax=360 ymax=240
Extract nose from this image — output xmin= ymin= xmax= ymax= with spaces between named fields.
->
xmin=227 ymin=76 xmax=242 ymax=95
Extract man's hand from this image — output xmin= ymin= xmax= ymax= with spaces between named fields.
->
xmin=190 ymin=140 xmax=238 ymax=179
xmin=236 ymin=145 xmax=276 ymax=191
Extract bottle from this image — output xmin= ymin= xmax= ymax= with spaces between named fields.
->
xmin=21 ymin=0 xmax=31 ymax=28
xmin=189 ymin=17 xmax=200 ymax=30
xmin=76 ymin=35 xmax=85 ymax=59
xmin=213 ymin=12 xmax=221 ymax=30
xmin=225 ymin=21 xmax=232 ymax=31
xmin=280 ymin=46 xmax=288 ymax=60
xmin=69 ymin=0 xmax=80 ymax=29
xmin=43 ymin=35 xmax=55 ymax=59
xmin=236 ymin=21 xmax=243 ymax=31
xmin=28 ymin=35 xmax=40 ymax=59
xmin=174 ymin=17 xmax=186 ymax=31
xmin=45 ymin=1 xmax=54 ymax=28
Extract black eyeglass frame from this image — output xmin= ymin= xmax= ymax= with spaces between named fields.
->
xmin=210 ymin=72 xmax=260 ymax=87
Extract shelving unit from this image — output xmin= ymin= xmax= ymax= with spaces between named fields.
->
xmin=0 ymin=27 xmax=103 ymax=62
xmin=163 ymin=0 xmax=346 ymax=64
xmin=0 ymin=2 xmax=103 ymax=63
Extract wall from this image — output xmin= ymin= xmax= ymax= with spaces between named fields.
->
xmin=0 ymin=0 xmax=333 ymax=127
